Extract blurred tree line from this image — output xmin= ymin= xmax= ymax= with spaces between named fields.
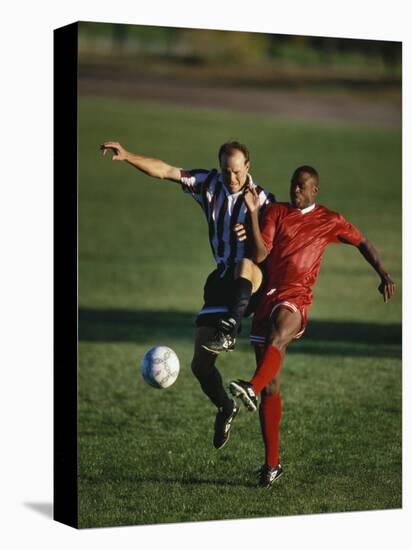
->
xmin=78 ymin=22 xmax=401 ymax=71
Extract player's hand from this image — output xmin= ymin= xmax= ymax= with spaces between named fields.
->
xmin=378 ymin=274 xmax=396 ymax=303
xmin=100 ymin=141 xmax=128 ymax=161
xmin=234 ymin=223 xmax=247 ymax=241
xmin=243 ymin=184 xmax=260 ymax=213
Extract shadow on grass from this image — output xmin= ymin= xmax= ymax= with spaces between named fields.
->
xmin=79 ymin=308 xmax=401 ymax=358
xmin=79 ymin=308 xmax=196 ymax=343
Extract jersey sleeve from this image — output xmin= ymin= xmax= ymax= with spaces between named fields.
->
xmin=331 ymin=214 xmax=364 ymax=246
xmin=180 ymin=168 xmax=216 ymax=205
xmin=260 ymin=204 xmax=278 ymax=253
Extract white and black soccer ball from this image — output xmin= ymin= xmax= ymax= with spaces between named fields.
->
xmin=140 ymin=346 xmax=180 ymax=389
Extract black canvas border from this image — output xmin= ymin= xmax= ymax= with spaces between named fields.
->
xmin=53 ymin=22 xmax=78 ymax=528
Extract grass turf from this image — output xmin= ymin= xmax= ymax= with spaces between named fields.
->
xmin=77 ymin=96 xmax=402 ymax=528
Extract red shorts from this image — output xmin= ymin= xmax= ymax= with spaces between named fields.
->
xmin=250 ymin=290 xmax=311 ymax=347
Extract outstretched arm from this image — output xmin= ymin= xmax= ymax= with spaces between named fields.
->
xmin=100 ymin=141 xmax=182 ymax=182
xmin=357 ymin=237 xmax=396 ymax=303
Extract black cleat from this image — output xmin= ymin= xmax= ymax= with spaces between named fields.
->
xmin=257 ymin=464 xmax=284 ymax=488
xmin=219 ymin=317 xmax=237 ymax=333
xmin=229 ymin=379 xmax=258 ymax=412
xmin=202 ymin=330 xmax=236 ymax=354
xmin=213 ymin=400 xmax=239 ymax=449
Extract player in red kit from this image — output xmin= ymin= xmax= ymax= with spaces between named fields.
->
xmin=228 ymin=165 xmax=396 ymax=488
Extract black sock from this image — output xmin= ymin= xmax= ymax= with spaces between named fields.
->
xmin=222 ymin=277 xmax=253 ymax=335
xmin=192 ymin=364 xmax=232 ymax=411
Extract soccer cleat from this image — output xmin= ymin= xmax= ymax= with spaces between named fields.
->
xmin=229 ymin=379 xmax=258 ymax=412
xmin=213 ymin=400 xmax=240 ymax=449
xmin=257 ymin=464 xmax=284 ymax=488
xmin=219 ymin=317 xmax=237 ymax=333
xmin=201 ymin=330 xmax=236 ymax=354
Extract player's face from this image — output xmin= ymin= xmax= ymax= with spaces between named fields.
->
xmin=290 ymin=172 xmax=319 ymax=209
xmin=220 ymin=151 xmax=250 ymax=194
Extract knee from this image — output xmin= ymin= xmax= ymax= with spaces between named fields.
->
xmin=235 ymin=258 xmax=253 ymax=278
xmin=267 ymin=335 xmax=288 ymax=353
xmin=267 ymin=329 xmax=290 ymax=352
xmin=235 ymin=259 xmax=262 ymax=293
xmin=267 ymin=309 xmax=301 ymax=350
xmin=250 ymin=264 xmax=262 ymax=294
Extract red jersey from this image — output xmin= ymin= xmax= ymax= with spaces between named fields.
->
xmin=260 ymin=202 xmax=364 ymax=305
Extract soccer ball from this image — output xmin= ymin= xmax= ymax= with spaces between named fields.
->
xmin=140 ymin=346 xmax=180 ymax=389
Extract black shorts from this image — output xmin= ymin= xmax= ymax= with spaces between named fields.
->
xmin=196 ymin=266 xmax=265 ymax=328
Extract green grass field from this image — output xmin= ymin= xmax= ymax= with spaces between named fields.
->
xmin=78 ymin=96 xmax=402 ymax=528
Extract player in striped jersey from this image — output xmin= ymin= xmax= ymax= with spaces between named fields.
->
xmin=100 ymin=140 xmax=275 ymax=449
xmin=227 ymin=165 xmax=395 ymax=487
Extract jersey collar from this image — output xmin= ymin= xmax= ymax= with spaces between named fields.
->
xmin=291 ymin=203 xmax=316 ymax=215
xmin=301 ymin=203 xmax=316 ymax=214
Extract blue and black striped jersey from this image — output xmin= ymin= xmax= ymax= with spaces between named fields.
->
xmin=180 ymin=168 xmax=275 ymax=273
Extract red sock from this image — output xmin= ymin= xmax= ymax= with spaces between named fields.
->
xmin=251 ymin=345 xmax=282 ymax=395
xmin=259 ymin=392 xmax=282 ymax=467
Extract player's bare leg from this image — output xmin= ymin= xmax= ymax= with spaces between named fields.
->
xmin=202 ymin=258 xmax=263 ymax=354
xmin=253 ymin=309 xmax=301 ymax=486
xmin=234 ymin=258 xmax=263 ymax=294
xmin=191 ymin=326 xmax=239 ymax=449
xmin=230 ymin=308 xmax=300 ymax=485
xmin=230 ymin=307 xmax=301 ymax=410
